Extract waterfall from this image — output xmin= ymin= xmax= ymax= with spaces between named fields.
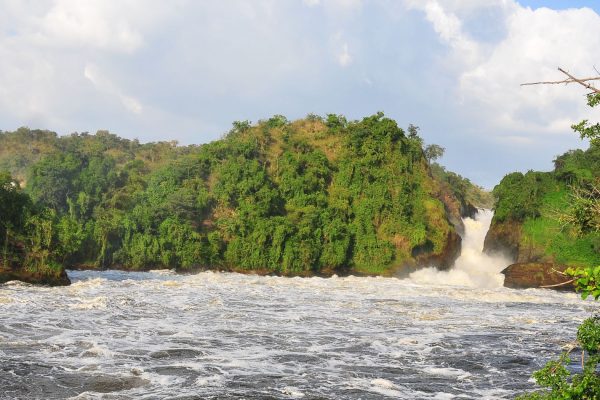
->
xmin=408 ymin=209 xmax=511 ymax=288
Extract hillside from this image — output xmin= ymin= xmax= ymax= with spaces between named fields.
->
xmin=0 ymin=113 xmax=489 ymax=283
xmin=484 ymin=142 xmax=600 ymax=287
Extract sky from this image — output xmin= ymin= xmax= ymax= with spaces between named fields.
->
xmin=1 ymin=0 xmax=600 ymax=188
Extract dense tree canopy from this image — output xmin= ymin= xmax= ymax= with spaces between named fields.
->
xmin=0 ymin=114 xmax=487 ymax=277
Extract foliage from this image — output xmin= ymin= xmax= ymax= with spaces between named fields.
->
xmin=0 ymin=171 xmax=32 ymax=267
xmin=565 ymin=266 xmax=600 ymax=301
xmin=518 ymin=188 xmax=600 ymax=268
xmin=559 ymin=182 xmax=600 ymax=235
xmin=491 ymin=148 xmax=600 ymax=269
xmin=571 ymin=93 xmax=600 ymax=145
xmin=492 ymin=171 xmax=554 ymax=222
xmin=517 ymin=352 xmax=600 ymax=399
xmin=518 ymin=287 xmax=600 ymax=399
xmin=424 ymin=144 xmax=445 ymax=164
xmin=518 ymin=266 xmax=600 ymax=399
xmin=0 ymin=170 xmax=71 ymax=276
xmin=430 ymin=162 xmax=494 ymax=210
xmin=0 ymin=114 xmax=477 ymax=276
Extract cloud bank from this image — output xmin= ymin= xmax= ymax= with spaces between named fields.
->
xmin=0 ymin=0 xmax=598 ymax=186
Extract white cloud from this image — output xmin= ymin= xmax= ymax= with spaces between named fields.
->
xmin=419 ymin=1 xmax=480 ymax=65
xmin=84 ymin=64 xmax=143 ymax=114
xmin=495 ymin=135 xmax=534 ymax=145
xmin=330 ymin=0 xmax=362 ymax=10
xmin=460 ymin=5 xmax=600 ymax=133
xmin=306 ymin=0 xmax=363 ymax=15
xmin=338 ymin=43 xmax=352 ymax=67
xmin=307 ymin=0 xmax=362 ymax=10
xmin=0 ymin=0 xmax=181 ymax=130
xmin=1 ymin=0 xmax=599 ymax=187
xmin=37 ymin=0 xmax=143 ymax=52
xmin=406 ymin=0 xmax=513 ymax=15
xmin=410 ymin=0 xmax=600 ymax=135
xmin=303 ymin=0 xmax=321 ymax=6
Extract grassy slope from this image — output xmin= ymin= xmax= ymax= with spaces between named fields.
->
xmin=521 ymin=187 xmax=600 ymax=267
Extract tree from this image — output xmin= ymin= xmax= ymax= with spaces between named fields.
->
xmin=559 ymin=183 xmax=600 ymax=235
xmin=407 ymin=124 xmax=420 ymax=138
xmin=517 ymin=266 xmax=600 ymax=399
xmin=0 ymin=172 xmax=31 ymax=267
xmin=424 ymin=144 xmax=445 ymax=164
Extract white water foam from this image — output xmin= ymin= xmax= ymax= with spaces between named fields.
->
xmin=0 ymin=267 xmax=589 ymax=399
xmin=409 ymin=209 xmax=511 ymax=288
xmin=0 ymin=221 xmax=591 ymax=399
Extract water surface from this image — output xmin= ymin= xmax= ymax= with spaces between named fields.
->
xmin=0 ymin=211 xmax=594 ymax=399
xmin=0 ymin=269 xmax=593 ymax=399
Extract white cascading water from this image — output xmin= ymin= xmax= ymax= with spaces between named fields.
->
xmin=409 ymin=209 xmax=511 ymax=288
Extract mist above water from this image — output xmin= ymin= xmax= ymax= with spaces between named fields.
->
xmin=409 ymin=209 xmax=511 ymax=288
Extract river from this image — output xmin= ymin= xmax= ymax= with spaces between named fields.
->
xmin=0 ymin=211 xmax=595 ymax=399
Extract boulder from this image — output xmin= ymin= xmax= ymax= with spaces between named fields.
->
xmin=501 ymin=262 xmax=574 ymax=291
xmin=0 ymin=266 xmax=71 ymax=286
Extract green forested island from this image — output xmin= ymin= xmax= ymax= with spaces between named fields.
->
xmin=0 ymin=113 xmax=490 ymax=285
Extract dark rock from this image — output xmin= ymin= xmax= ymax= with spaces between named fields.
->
xmin=483 ymin=219 xmax=522 ymax=261
xmin=462 ymin=203 xmax=478 ymax=219
xmin=502 ymin=262 xmax=574 ymax=291
xmin=0 ymin=266 xmax=71 ymax=286
xmin=484 ymin=218 xmax=555 ymax=272
xmin=414 ymin=230 xmax=462 ymax=271
xmin=436 ymin=188 xmax=466 ymax=236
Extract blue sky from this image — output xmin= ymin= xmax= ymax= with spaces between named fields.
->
xmin=520 ymin=1 xmax=600 ymax=12
xmin=0 ymin=0 xmax=599 ymax=188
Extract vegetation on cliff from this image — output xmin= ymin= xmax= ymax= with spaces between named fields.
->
xmin=486 ymin=142 xmax=600 ymax=269
xmin=0 ymin=113 xmax=487 ymax=283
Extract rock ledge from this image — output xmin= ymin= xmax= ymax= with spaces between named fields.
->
xmin=502 ymin=262 xmax=574 ymax=291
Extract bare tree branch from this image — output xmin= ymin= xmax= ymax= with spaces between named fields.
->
xmin=557 ymin=67 xmax=600 ymax=94
xmin=521 ymin=67 xmax=600 ymax=94
xmin=540 ymin=278 xmax=576 ymax=289
xmin=521 ymin=76 xmax=600 ymax=87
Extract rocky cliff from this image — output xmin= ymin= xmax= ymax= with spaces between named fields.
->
xmin=483 ymin=219 xmax=522 ymax=261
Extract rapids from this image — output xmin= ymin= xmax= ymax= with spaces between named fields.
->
xmin=0 ymin=211 xmax=594 ymax=399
